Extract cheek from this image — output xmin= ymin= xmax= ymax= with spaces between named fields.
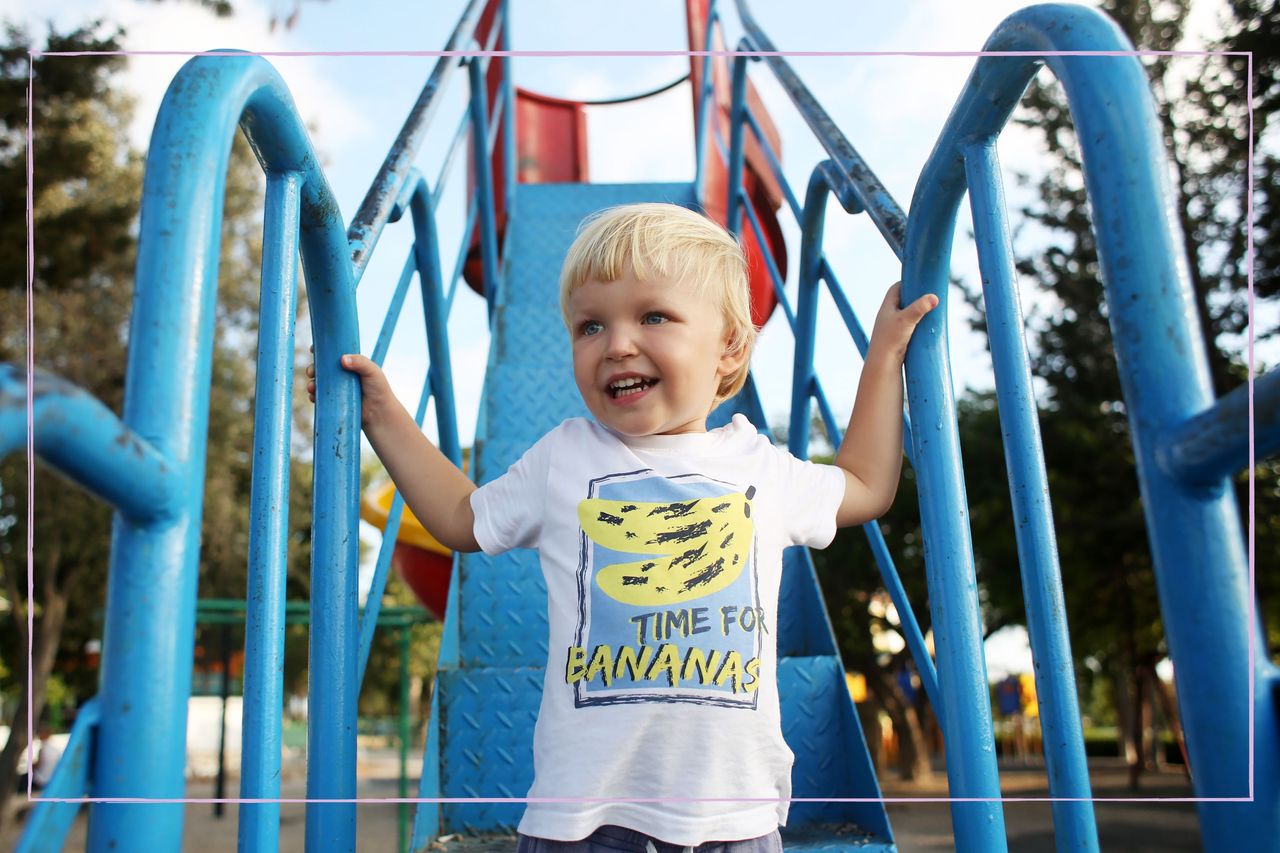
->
xmin=571 ymin=346 xmax=596 ymax=388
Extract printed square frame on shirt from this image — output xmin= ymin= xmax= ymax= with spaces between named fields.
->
xmin=568 ymin=468 xmax=766 ymax=710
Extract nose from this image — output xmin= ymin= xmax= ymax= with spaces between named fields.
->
xmin=603 ymin=325 xmax=638 ymax=360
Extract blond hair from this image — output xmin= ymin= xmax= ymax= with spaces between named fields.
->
xmin=559 ymin=203 xmax=756 ymax=403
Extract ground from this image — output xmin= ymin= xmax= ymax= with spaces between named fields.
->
xmin=879 ymin=758 xmax=1200 ymax=852
xmin=2 ymin=755 xmax=1201 ymax=851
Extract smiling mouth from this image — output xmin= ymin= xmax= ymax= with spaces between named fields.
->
xmin=609 ymin=377 xmax=659 ymax=399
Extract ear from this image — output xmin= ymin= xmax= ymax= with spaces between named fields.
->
xmin=717 ymin=333 xmax=749 ymax=378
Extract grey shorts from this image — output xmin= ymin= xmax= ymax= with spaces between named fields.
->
xmin=516 ymin=824 xmax=783 ymax=853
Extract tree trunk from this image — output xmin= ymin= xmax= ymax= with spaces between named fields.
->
xmin=864 ymin=663 xmax=933 ymax=783
xmin=856 ymin=696 xmax=886 ymax=776
xmin=1127 ymin=664 xmax=1146 ymax=790
xmin=1152 ymin=669 xmax=1192 ymax=779
xmin=0 ymin=549 xmax=72 ymax=829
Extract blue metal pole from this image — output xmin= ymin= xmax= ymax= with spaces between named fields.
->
xmin=963 ymin=140 xmax=1098 ymax=852
xmin=14 ymin=699 xmax=100 ymax=853
xmin=693 ymin=2 xmax=720 ymax=203
xmin=500 ymin=0 xmax=518 ymax=224
xmin=411 ymin=186 xmax=463 ymax=468
xmin=789 ymin=167 xmax=827 ymax=461
xmin=725 ymin=52 xmax=750 ymax=236
xmin=466 ymin=54 xmax=502 ymax=323
xmin=0 ymin=366 xmax=177 ymax=522
xmin=903 ymin=207 xmax=1008 ymax=853
xmin=732 ymin=0 xmax=906 ymax=257
xmin=238 ymin=169 xmax=302 ymax=853
xmin=789 ymin=164 xmax=943 ymax=716
xmin=347 ymin=0 xmax=489 ymax=278
xmin=89 ymin=58 xmax=238 ymax=853
xmin=1158 ymin=368 xmax=1280 ymax=487
xmin=901 ymin=95 xmax=1009 ymax=853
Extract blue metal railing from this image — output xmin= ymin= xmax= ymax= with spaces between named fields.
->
xmin=9 ymin=0 xmax=1278 ymax=850
xmin=7 ymin=0 xmax=508 ymax=850
xmin=695 ymin=0 xmax=946 ymax=733
xmin=12 ymin=698 xmax=100 ymax=853
xmin=710 ymin=1 xmax=1277 ymax=851
xmin=903 ymin=8 xmax=1278 ymax=849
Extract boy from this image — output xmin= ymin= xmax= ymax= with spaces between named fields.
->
xmin=308 ymin=204 xmax=936 ymax=851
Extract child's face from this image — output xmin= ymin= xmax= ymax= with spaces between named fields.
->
xmin=567 ymin=269 xmax=744 ymax=436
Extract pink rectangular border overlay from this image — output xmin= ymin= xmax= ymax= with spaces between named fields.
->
xmin=24 ymin=45 xmax=1257 ymax=808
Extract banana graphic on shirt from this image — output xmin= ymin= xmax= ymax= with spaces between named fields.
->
xmin=578 ymin=487 xmax=755 ymax=606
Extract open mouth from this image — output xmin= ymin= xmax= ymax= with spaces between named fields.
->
xmin=608 ymin=376 xmax=659 ymax=399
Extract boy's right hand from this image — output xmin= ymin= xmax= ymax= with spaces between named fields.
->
xmin=306 ymin=348 xmax=392 ymax=431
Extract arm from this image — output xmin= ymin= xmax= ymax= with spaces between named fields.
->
xmin=308 ymin=353 xmax=480 ymax=552
xmin=833 ymin=283 xmax=938 ymax=528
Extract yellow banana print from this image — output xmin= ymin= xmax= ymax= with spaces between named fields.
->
xmin=578 ymin=488 xmax=754 ymax=606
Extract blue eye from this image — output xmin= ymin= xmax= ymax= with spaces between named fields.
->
xmin=581 ymin=320 xmax=603 ymax=336
xmin=642 ymin=313 xmax=668 ymax=326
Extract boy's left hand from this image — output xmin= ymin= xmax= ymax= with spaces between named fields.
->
xmin=868 ymin=282 xmax=939 ymax=364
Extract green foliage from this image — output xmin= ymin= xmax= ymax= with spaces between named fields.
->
xmin=0 ymin=23 xmax=140 ymax=298
xmin=0 ymin=22 xmax=139 ymax=710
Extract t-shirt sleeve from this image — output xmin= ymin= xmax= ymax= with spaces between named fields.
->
xmin=770 ymin=445 xmax=846 ymax=549
xmin=469 ymin=429 xmax=557 ymax=555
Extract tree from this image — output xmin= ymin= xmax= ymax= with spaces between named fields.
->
xmin=0 ymin=18 xmax=314 ymax=823
xmin=0 ymin=23 xmax=141 ymax=821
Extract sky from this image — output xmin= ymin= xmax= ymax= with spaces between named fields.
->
xmin=10 ymin=0 xmax=1250 ymax=678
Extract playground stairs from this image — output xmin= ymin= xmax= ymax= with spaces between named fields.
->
xmin=418 ymin=181 xmax=895 ymax=850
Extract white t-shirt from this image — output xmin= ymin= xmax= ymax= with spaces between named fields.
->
xmin=470 ymin=414 xmax=846 ymax=845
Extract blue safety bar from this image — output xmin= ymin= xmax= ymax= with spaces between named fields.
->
xmin=709 ymin=0 xmax=1275 ymax=851
xmin=903 ymin=8 xmax=1278 ymax=849
xmin=700 ymin=0 xmax=950 ymax=748
xmin=6 ymin=0 xmax=505 ymax=850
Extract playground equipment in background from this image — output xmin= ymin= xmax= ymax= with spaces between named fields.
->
xmin=361 ymin=482 xmax=453 ymax=620
xmin=5 ymin=0 xmax=1278 ymax=850
xmin=461 ymin=0 xmax=788 ymax=326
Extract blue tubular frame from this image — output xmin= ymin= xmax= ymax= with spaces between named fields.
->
xmin=12 ymin=1 xmax=1276 ymax=850
xmin=13 ymin=699 xmax=101 ymax=853
xmin=962 ymin=140 xmax=1095 ymax=845
xmin=902 ymin=3 xmax=1276 ymax=849
xmin=710 ymin=0 xmax=947 ymax=741
xmin=239 ymin=169 xmax=302 ymax=853
xmin=80 ymin=53 xmax=361 ymax=852
xmin=72 ymin=20 xmax=493 ymax=844
xmin=356 ymin=172 xmax=463 ymax=687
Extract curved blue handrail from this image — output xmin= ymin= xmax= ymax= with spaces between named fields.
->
xmin=76 ymin=50 xmax=363 ymax=851
xmin=903 ymin=3 xmax=1274 ymax=849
